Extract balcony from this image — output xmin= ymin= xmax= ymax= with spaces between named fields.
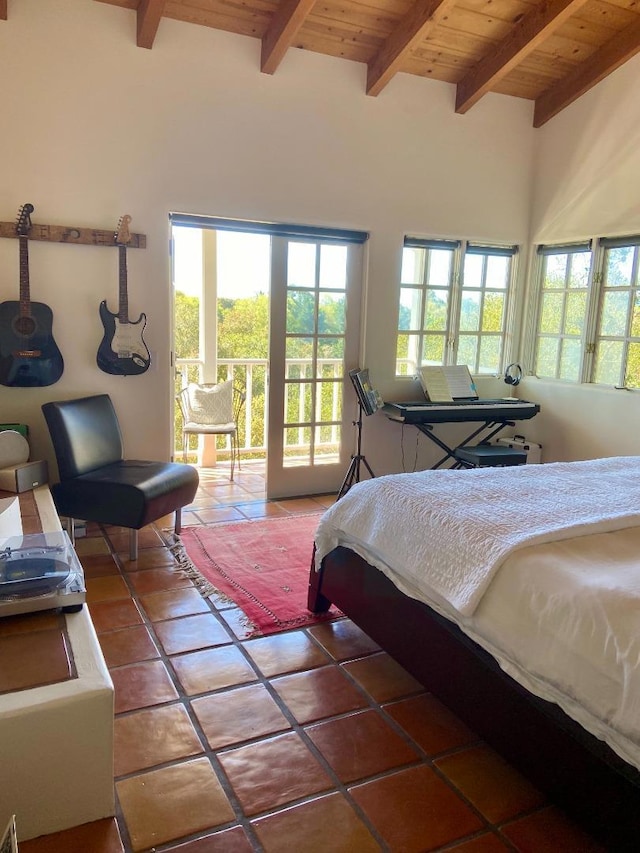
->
xmin=175 ymin=357 xmax=343 ymax=466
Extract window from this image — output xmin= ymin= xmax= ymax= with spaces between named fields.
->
xmin=593 ymin=238 xmax=640 ymax=389
xmin=396 ymin=238 xmax=518 ymax=376
xmin=532 ymin=235 xmax=640 ymax=389
xmin=533 ymin=243 xmax=592 ymax=382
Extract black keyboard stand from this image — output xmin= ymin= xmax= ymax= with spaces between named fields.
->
xmin=415 ymin=419 xmax=516 ymax=469
xmin=338 ymin=401 xmax=375 ymax=499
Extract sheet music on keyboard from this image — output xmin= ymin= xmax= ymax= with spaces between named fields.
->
xmin=420 ymin=367 xmax=454 ymax=401
xmin=420 ymin=365 xmax=478 ymax=402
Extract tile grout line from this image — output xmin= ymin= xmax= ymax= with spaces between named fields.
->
xmin=80 ymin=507 xmax=542 ymax=853
xmin=97 ymin=525 xmax=266 ymax=851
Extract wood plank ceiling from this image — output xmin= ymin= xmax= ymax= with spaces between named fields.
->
xmin=39 ymin=0 xmax=640 ymax=126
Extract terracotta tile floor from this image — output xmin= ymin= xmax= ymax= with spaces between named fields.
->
xmin=17 ymin=462 xmax=605 ymax=852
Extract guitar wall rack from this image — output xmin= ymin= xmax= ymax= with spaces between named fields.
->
xmin=0 ymin=221 xmax=146 ymax=249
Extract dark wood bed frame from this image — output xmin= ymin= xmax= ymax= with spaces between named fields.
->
xmin=308 ymin=546 xmax=640 ymax=850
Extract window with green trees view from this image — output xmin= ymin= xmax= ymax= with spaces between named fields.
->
xmin=534 ymin=244 xmax=591 ymax=382
xmin=174 ymin=287 xmax=271 ymax=451
xmin=533 ymin=236 xmax=640 ymax=388
xmin=396 ymin=238 xmax=517 ymax=377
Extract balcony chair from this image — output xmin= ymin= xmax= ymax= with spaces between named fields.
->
xmin=42 ymin=394 xmax=199 ymax=560
xmin=177 ymin=380 xmax=245 ymax=480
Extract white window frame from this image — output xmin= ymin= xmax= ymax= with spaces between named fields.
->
xmin=529 ymin=241 xmax=594 ymax=383
xmin=592 ymin=236 xmax=640 ymax=389
xmin=396 ymin=237 xmax=519 ymax=377
xmin=529 ymin=234 xmax=640 ymax=389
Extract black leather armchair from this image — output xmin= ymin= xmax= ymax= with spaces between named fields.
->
xmin=42 ymin=394 xmax=199 ymax=559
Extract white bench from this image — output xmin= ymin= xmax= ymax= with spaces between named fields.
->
xmin=0 ymin=488 xmax=114 ymax=842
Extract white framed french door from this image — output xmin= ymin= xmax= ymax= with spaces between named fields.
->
xmin=266 ymin=236 xmax=364 ymax=499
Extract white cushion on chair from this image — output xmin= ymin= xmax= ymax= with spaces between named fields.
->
xmin=187 ymin=381 xmax=234 ymax=425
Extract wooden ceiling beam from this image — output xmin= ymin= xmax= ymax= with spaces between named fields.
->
xmin=455 ymin=0 xmax=589 ymax=115
xmin=261 ymin=0 xmax=317 ymax=75
xmin=0 ymin=1 xmax=7 ymax=22
xmin=137 ymin=0 xmax=166 ymax=49
xmin=366 ymin=0 xmax=456 ymax=97
xmin=534 ymin=16 xmax=640 ymax=127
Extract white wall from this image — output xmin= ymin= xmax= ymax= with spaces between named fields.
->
xmin=0 ymin=0 xmax=538 ymax=477
xmin=521 ymin=53 xmax=640 ymax=463
xmin=531 ymin=53 xmax=640 ymax=244
xmin=513 ymin=376 xmax=640 ymax=463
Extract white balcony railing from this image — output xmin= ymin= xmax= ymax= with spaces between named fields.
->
xmin=175 ymin=357 xmax=343 ymax=460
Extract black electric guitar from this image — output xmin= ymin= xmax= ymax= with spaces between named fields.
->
xmin=0 ymin=204 xmax=64 ymax=387
xmin=97 ymin=214 xmax=151 ymax=376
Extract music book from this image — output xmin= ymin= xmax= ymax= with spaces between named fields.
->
xmin=349 ymin=368 xmax=384 ymax=416
xmin=419 ymin=365 xmax=478 ymax=402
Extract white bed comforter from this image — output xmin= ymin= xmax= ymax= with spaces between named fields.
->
xmin=475 ymin=526 xmax=640 ymax=768
xmin=314 ymin=456 xmax=640 ymax=616
xmin=313 ymin=455 xmax=640 ymax=769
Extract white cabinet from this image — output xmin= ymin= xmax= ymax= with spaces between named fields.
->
xmin=0 ymin=488 xmax=114 ymax=842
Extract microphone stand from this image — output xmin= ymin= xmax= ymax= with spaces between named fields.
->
xmin=337 ymin=401 xmax=375 ymax=499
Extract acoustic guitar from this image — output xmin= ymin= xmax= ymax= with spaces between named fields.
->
xmin=97 ymin=214 xmax=151 ymax=376
xmin=0 ymin=203 xmax=64 ymax=387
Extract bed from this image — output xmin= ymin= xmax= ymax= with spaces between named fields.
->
xmin=308 ymin=456 xmax=640 ymax=850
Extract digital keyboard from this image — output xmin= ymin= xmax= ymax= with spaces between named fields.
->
xmin=382 ymin=399 xmax=540 ymax=424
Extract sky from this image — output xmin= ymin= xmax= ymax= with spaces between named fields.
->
xmin=172 ymin=226 xmax=270 ymax=299
xmin=172 ymin=225 xmax=349 ymax=298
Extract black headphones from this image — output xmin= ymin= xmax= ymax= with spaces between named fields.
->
xmin=504 ymin=363 xmax=523 ymax=386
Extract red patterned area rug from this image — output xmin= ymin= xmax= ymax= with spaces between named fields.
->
xmin=172 ymin=513 xmax=343 ymax=637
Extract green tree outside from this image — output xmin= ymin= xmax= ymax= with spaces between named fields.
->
xmin=174 ymin=289 xmax=347 ymax=458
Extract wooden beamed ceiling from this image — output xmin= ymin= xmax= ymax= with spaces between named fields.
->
xmin=136 ymin=0 xmax=165 ymax=49
xmin=366 ymin=0 xmax=459 ymax=97
xmin=8 ymin=0 xmax=639 ymax=126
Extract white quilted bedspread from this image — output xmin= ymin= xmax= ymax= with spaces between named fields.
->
xmin=314 ymin=456 xmax=640 ymax=616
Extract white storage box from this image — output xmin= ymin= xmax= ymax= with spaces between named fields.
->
xmin=496 ymin=435 xmax=542 ymax=464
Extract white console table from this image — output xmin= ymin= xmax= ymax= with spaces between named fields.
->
xmin=0 ymin=487 xmax=115 ymax=842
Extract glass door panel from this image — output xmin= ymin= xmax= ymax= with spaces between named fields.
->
xmin=267 ymin=237 xmax=362 ymax=498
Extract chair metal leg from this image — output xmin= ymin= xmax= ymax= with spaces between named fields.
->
xmin=175 ymin=507 xmax=183 ymax=535
xmin=229 ymin=429 xmax=241 ymax=480
xmin=129 ymin=529 xmax=138 ymax=561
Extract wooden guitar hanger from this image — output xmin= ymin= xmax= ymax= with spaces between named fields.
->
xmin=0 ymin=218 xmax=146 ymax=248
